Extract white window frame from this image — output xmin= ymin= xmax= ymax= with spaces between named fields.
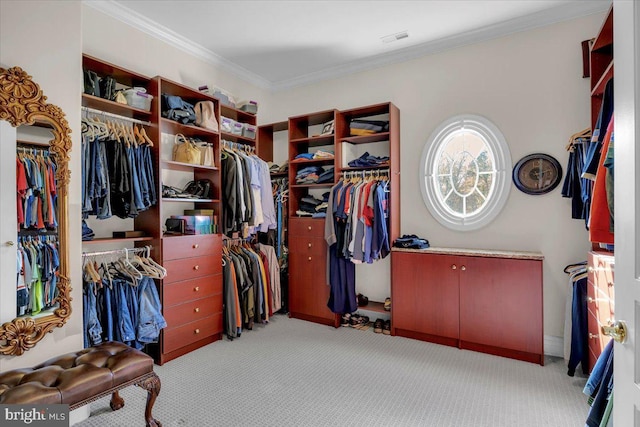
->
xmin=420 ymin=114 xmax=512 ymax=231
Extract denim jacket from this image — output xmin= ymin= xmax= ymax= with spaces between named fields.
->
xmin=137 ymin=277 xmax=167 ymax=344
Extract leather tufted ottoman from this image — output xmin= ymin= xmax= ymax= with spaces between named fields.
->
xmin=0 ymin=341 xmax=161 ymax=427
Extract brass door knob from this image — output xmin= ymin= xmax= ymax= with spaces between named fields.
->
xmin=601 ymin=320 xmax=628 ymax=344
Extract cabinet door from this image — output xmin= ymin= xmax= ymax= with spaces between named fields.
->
xmin=288 ymin=236 xmax=331 ymax=321
xmin=392 ymin=252 xmax=459 ymax=340
xmin=459 ymin=256 xmax=542 ymax=356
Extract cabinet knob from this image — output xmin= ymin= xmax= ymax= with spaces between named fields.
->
xmin=588 ymin=297 xmax=595 ymax=303
xmin=308 ymin=226 xmax=312 ymax=231
xmin=194 ymin=307 xmax=200 ymax=313
xmin=194 ymin=329 xmax=200 ymax=334
xmin=460 ymin=266 xmax=466 ymax=271
xmin=5 ymin=241 xmax=15 ymax=246
xmin=308 ymin=256 xmax=312 ymax=261
xmin=588 ymin=332 xmax=598 ymax=339
xmin=193 ymin=265 xmax=199 ymax=270
xmin=588 ymin=266 xmax=595 ymax=273
xmin=193 ymin=244 xmax=199 ymax=249
xmin=194 ymin=286 xmax=200 ymax=292
xmin=451 ymin=265 xmax=457 ymax=270
xmin=308 ymin=243 xmax=312 ymax=248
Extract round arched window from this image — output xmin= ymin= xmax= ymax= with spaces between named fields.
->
xmin=420 ymin=115 xmax=511 ymax=231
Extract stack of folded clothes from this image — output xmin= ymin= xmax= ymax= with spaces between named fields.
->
xmin=348 ymin=152 xmax=390 ymax=168
xmin=349 ymin=119 xmax=389 ymax=136
xmin=295 ymin=166 xmax=334 ymax=184
xmin=82 ymin=219 xmax=95 ymax=241
xmin=268 ymin=161 xmax=289 ymax=175
xmin=312 ymin=149 xmax=334 ymax=159
xmin=296 ymin=194 xmax=328 ymax=218
xmin=294 ymin=153 xmax=315 ymax=161
xmin=393 ymin=234 xmax=430 ymax=249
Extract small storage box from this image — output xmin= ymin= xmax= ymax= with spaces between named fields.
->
xmin=220 ymin=116 xmax=234 ymax=133
xmin=238 ymin=100 xmax=258 ymax=115
xmin=232 ymin=121 xmax=243 ymax=135
xmin=242 ymin=123 xmax=256 ymax=139
xmin=123 ymin=87 xmax=153 ymax=111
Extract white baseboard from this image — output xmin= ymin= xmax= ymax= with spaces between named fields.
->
xmin=544 ymin=335 xmax=564 ymax=358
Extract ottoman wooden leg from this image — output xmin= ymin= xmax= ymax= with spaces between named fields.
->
xmin=137 ymin=373 xmax=162 ymax=427
xmin=110 ymin=391 xmax=125 ymax=411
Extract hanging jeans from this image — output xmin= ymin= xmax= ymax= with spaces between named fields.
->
xmin=567 ymin=276 xmax=589 ymax=376
xmin=137 ymin=277 xmax=167 ymax=345
xmin=83 ymin=281 xmax=103 ymax=348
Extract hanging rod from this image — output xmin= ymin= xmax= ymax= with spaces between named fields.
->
xmin=82 ymin=246 xmax=150 ymax=258
xmin=81 ymin=106 xmax=152 ymax=126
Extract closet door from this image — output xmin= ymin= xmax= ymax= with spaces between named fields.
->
xmin=459 ymin=256 xmax=543 ymax=362
xmin=392 ymin=252 xmax=459 ymax=345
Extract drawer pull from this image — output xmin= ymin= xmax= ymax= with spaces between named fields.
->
xmin=308 ymin=256 xmax=312 ymax=261
xmin=194 ymin=286 xmax=200 ymax=292
xmin=460 ymin=266 xmax=466 ymax=271
xmin=194 ymin=307 xmax=200 ymax=313
xmin=451 ymin=265 xmax=457 ymax=270
xmin=193 ymin=244 xmax=199 ymax=249
xmin=588 ymin=333 xmax=598 ymax=339
xmin=308 ymin=226 xmax=312 ymax=231
xmin=193 ymin=265 xmax=199 ymax=271
xmin=194 ymin=329 xmax=200 ymax=334
xmin=588 ymin=266 xmax=594 ymax=273
xmin=308 ymin=243 xmax=312 ymax=248
xmin=588 ymin=297 xmax=595 ymax=303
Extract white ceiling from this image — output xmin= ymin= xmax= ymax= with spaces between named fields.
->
xmin=87 ymin=0 xmax=610 ymax=91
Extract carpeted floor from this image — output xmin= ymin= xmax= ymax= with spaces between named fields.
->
xmin=74 ymin=315 xmax=590 ymax=427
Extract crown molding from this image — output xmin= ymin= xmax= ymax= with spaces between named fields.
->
xmin=83 ymin=0 xmax=272 ymax=90
xmin=271 ymin=1 xmax=610 ymax=91
xmin=84 ymin=0 xmax=609 ymax=93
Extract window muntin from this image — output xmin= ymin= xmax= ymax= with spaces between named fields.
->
xmin=420 ymin=115 xmax=511 ymax=231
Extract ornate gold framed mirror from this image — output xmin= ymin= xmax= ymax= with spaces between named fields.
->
xmin=0 ymin=66 xmax=72 ymax=355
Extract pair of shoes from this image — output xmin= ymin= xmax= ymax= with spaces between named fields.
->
xmin=341 ymin=313 xmax=351 ymax=327
xmin=384 ymin=297 xmax=391 ymax=311
xmin=183 ymin=179 xmax=212 ymax=199
xmin=383 ymin=320 xmax=391 ymax=335
xmin=373 ymin=318 xmax=384 ymax=333
xmin=357 ymin=293 xmax=369 ymax=307
xmin=350 ymin=314 xmax=370 ymax=329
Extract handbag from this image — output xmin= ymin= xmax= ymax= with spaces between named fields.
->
xmin=83 ymin=70 xmax=101 ymax=97
xmin=193 ymin=140 xmax=215 ymax=167
xmin=99 ymin=76 xmax=117 ymax=101
xmin=162 ymin=94 xmax=196 ymax=124
xmin=172 ymin=134 xmax=201 ymax=165
xmin=194 ymin=101 xmax=219 ymax=131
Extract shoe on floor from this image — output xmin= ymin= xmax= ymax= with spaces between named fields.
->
xmin=349 ymin=314 xmax=361 ymax=328
xmin=373 ymin=318 xmax=384 ymax=333
xmin=383 ymin=319 xmax=391 ymax=335
xmin=341 ymin=313 xmax=351 ymax=327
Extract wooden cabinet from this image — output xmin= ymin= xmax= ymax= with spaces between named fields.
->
xmin=589 ymin=5 xmax=613 ymax=130
xmin=287 ymin=218 xmax=333 ymax=325
xmin=392 ymin=252 xmax=459 ymax=346
xmin=159 ymin=234 xmax=223 ymax=364
xmin=586 ymin=251 xmax=614 ymax=371
xmin=391 ymin=248 xmax=544 ymax=365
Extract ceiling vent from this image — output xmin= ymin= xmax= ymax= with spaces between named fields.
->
xmin=381 ymin=31 xmax=409 ymax=44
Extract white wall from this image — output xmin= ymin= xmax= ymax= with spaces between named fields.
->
xmin=266 ymin=13 xmax=604 ymax=342
xmin=0 ymin=0 xmax=84 ymax=370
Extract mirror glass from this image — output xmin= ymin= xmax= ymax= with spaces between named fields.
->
xmin=0 ymin=66 xmax=72 ymax=356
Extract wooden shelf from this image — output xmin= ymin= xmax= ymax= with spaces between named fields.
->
xmin=220 ymin=131 xmax=255 ymax=145
xmin=357 ymin=301 xmax=388 ymax=314
xmin=162 ymin=197 xmax=220 ymax=203
xmin=162 ymin=160 xmax=219 ymax=172
xmin=591 ymin=5 xmax=613 ymax=52
xmin=290 ymin=157 xmax=335 ymax=165
xmin=82 ymin=236 xmax=154 ymax=244
xmin=591 ymin=61 xmax=613 ymax=97
xmin=270 ymin=171 xmax=288 ymax=178
xmin=220 ymin=105 xmax=256 ymax=123
xmin=340 ymin=164 xmax=390 ymax=172
xmin=82 ymin=94 xmax=153 ymax=120
xmin=160 ymin=78 xmax=217 ymax=104
xmin=341 ymin=132 xmax=390 ymax=144
xmin=83 ymin=53 xmax=151 ymax=87
xmin=290 ymin=183 xmax=333 ymax=188
xmin=160 ymin=118 xmax=219 ymax=138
